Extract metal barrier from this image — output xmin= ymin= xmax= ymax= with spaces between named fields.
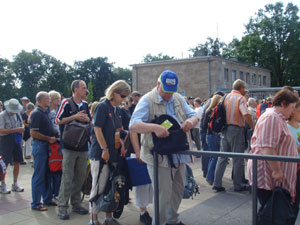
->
xmin=152 ymin=150 xmax=300 ymax=225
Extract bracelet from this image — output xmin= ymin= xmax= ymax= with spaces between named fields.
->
xmin=103 ymin=146 xmax=108 ymax=151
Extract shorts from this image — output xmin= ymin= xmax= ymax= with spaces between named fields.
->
xmin=0 ymin=134 xmax=24 ymax=164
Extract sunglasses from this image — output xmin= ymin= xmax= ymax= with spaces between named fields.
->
xmin=119 ymin=93 xmax=127 ymax=98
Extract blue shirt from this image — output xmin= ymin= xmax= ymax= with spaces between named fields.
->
xmin=287 ymin=123 xmax=300 ymax=157
xmin=129 ymin=91 xmax=196 ymax=164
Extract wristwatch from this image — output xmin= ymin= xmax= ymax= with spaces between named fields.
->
xmin=103 ymin=146 xmax=109 ymax=151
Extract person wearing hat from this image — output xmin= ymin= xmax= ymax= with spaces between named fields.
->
xmin=21 ymin=97 xmax=30 ymax=112
xmin=129 ymin=70 xmax=199 ymax=225
xmin=0 ymin=98 xmax=25 ymax=194
xmin=129 ymin=91 xmax=141 ymax=115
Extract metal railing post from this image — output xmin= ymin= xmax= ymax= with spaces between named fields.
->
xmin=153 ymin=151 xmax=159 ymax=225
xmin=252 ymin=159 xmax=257 ymax=225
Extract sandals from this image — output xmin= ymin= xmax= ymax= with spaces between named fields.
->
xmin=32 ymin=205 xmax=48 ymax=211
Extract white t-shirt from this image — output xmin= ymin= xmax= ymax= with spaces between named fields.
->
xmin=194 ymin=106 xmax=203 ymax=128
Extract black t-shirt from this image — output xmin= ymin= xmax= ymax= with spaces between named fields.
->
xmin=90 ymin=99 xmax=122 ymax=162
xmin=22 ymin=113 xmax=30 ymax=141
xmin=56 ymin=98 xmax=91 ymax=151
xmin=129 ymin=104 xmax=136 ymax=115
xmin=30 ymin=106 xmax=54 ymax=139
xmin=120 ymin=107 xmax=131 ymax=131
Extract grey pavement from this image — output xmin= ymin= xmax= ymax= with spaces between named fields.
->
xmin=1 ymin=157 xmax=300 ymax=225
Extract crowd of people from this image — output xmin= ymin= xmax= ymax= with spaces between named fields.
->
xmin=0 ymin=70 xmax=300 ymax=225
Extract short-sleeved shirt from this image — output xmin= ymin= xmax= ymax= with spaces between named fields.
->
xmin=30 ymin=106 xmax=54 ymax=138
xmin=90 ymin=99 xmax=122 ymax=162
xmin=48 ymin=109 xmax=60 ymax=135
xmin=129 ymin=92 xmax=196 ymax=164
xmin=247 ymin=108 xmax=298 ymax=198
xmin=287 ymin=122 xmax=300 ymax=156
xmin=224 ymin=90 xmax=250 ymax=127
xmin=0 ymin=110 xmax=23 ymax=136
xmin=55 ymin=98 xmax=91 ymax=152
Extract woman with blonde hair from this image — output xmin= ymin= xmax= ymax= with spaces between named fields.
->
xmin=89 ymin=80 xmax=131 ymax=225
xmin=202 ymin=94 xmax=222 ymax=185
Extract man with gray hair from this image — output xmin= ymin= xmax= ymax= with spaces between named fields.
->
xmin=56 ymin=80 xmax=91 ymax=220
xmin=30 ymin=91 xmax=58 ymax=211
xmin=213 ymin=79 xmax=254 ymax=192
xmin=0 ymin=98 xmax=25 ymax=194
xmin=247 ymin=97 xmax=257 ymax=125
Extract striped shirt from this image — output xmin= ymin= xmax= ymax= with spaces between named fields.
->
xmin=224 ymin=90 xmax=249 ymax=127
xmin=247 ymin=108 xmax=298 ymax=198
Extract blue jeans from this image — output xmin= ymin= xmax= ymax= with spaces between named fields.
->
xmin=31 ymin=140 xmax=52 ymax=207
xmin=200 ymin=131 xmax=209 ymax=176
xmin=206 ymin=133 xmax=220 ymax=183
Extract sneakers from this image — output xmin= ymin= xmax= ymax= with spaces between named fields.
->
xmin=140 ymin=211 xmax=152 ymax=225
xmin=0 ymin=184 xmax=11 ymax=194
xmin=12 ymin=183 xmax=24 ymax=192
xmin=103 ymin=218 xmax=121 ymax=225
xmin=72 ymin=205 xmax=88 ymax=215
xmin=212 ymin=186 xmax=225 ymax=192
xmin=89 ymin=220 xmax=101 ymax=225
xmin=58 ymin=207 xmax=70 ymax=220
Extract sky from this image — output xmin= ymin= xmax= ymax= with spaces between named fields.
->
xmin=0 ymin=0 xmax=299 ymax=69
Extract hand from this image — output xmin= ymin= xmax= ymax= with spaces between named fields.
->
xmin=102 ymin=150 xmax=110 ymax=163
xmin=14 ymin=127 xmax=25 ymax=133
xmin=48 ymin=137 xmax=56 ymax=144
xmin=153 ymin=124 xmax=169 ymax=138
xmin=74 ymin=111 xmax=89 ymax=123
xmin=272 ymin=170 xmax=284 ymax=183
xmin=120 ymin=144 xmax=126 ymax=157
xmin=136 ymin=152 xmax=144 ymax=164
xmin=181 ymin=119 xmax=194 ymax=132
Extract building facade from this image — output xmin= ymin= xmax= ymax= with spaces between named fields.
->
xmin=131 ymin=56 xmax=271 ymax=100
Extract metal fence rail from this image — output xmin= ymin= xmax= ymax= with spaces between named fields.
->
xmin=152 ymin=150 xmax=300 ymax=225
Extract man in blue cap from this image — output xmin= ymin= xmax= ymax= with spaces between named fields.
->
xmin=129 ymin=70 xmax=199 ymax=225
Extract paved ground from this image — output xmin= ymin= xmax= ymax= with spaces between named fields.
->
xmin=1 ymin=157 xmax=299 ymax=225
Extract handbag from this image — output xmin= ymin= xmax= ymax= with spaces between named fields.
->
xmin=62 ymin=98 xmax=90 ymax=150
xmin=90 ymin=162 xmax=126 ymax=213
xmin=257 ymin=185 xmax=296 ymax=225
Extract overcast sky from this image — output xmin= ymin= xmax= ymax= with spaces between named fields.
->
xmin=0 ymin=0 xmax=299 ymax=68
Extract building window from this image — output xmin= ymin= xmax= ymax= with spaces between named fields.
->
xmin=263 ymin=76 xmax=267 ymax=86
xmin=224 ymin=68 xmax=229 ymax=81
xmin=258 ymin=75 xmax=261 ymax=86
xmin=231 ymin=70 xmax=236 ymax=82
xmin=252 ymin=74 xmax=256 ymax=85
xmin=239 ymin=71 xmax=243 ymax=80
xmin=246 ymin=73 xmax=250 ymax=84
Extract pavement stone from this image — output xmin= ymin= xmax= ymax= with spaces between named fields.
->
xmin=1 ymin=156 xmax=300 ymax=225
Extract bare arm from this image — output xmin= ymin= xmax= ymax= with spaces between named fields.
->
xmin=94 ymin=126 xmax=110 ymax=162
xmin=129 ymin=121 xmax=169 ymax=138
xmin=244 ymin=114 xmax=255 ymax=130
xmin=261 ymin=147 xmax=283 ymax=183
xmin=130 ymin=132 xmax=143 ymax=163
xmin=0 ymin=127 xmax=24 ymax=135
xmin=30 ymin=130 xmax=56 ymax=143
xmin=181 ymin=116 xmax=199 ymax=132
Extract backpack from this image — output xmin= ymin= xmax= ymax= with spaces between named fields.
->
xmin=48 ymin=142 xmax=63 ymax=172
xmin=81 ymin=161 xmax=92 ymax=198
xmin=208 ymin=94 xmax=227 ymax=133
xmin=62 ymin=98 xmax=90 ymax=150
xmin=183 ymin=164 xmax=200 ymax=199
xmin=151 ymin=114 xmax=189 ymax=155
xmin=90 ymin=162 xmax=126 ymax=213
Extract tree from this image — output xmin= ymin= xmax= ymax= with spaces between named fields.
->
xmin=113 ymin=67 xmax=132 ymax=88
xmin=143 ymin=53 xmax=174 ymax=63
xmin=87 ymin=79 xmax=94 ymax=103
xmin=73 ymin=57 xmax=115 ymax=101
xmin=190 ymin=37 xmax=227 ymax=57
xmin=226 ymin=2 xmax=300 ymax=86
xmin=0 ymin=58 xmax=17 ymax=101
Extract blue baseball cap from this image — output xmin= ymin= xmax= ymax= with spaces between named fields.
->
xmin=159 ymin=70 xmax=178 ymax=93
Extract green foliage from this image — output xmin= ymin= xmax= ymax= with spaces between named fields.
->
xmin=190 ymin=37 xmax=227 ymax=57
xmin=143 ymin=53 xmax=174 ymax=63
xmin=0 ymin=58 xmax=17 ymax=101
xmin=87 ymin=79 xmax=94 ymax=103
xmin=113 ymin=67 xmax=132 ymax=88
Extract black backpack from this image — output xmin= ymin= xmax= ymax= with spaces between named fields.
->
xmin=151 ymin=114 xmax=189 ymax=155
xmin=208 ymin=94 xmax=227 ymax=133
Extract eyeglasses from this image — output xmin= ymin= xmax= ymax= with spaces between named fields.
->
xmin=119 ymin=93 xmax=127 ymax=98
